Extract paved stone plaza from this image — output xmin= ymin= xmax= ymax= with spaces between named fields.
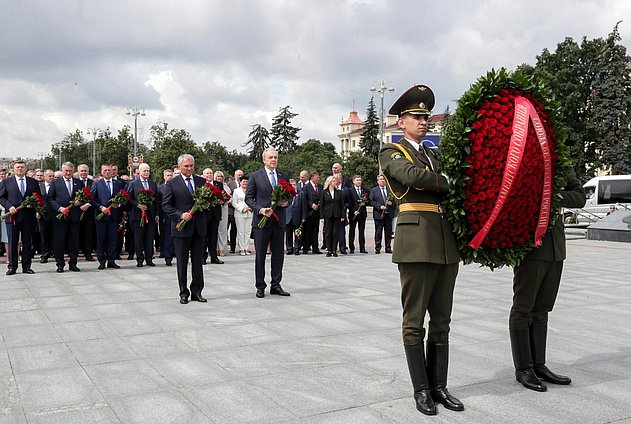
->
xmin=1 ymin=234 xmax=630 ymax=423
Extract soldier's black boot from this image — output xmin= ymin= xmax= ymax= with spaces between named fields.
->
xmin=510 ymin=328 xmax=547 ymax=392
xmin=427 ymin=341 xmax=464 ymax=411
xmin=530 ymin=323 xmax=572 ymax=385
xmin=404 ymin=344 xmax=437 ymax=415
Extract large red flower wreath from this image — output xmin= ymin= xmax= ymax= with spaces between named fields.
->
xmin=441 ymin=68 xmax=573 ymax=269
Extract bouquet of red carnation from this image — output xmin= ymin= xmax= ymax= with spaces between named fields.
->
xmin=136 ymin=189 xmax=156 ymax=228
xmin=56 ymin=187 xmax=94 ymax=220
xmin=1 ymin=192 xmax=45 ymax=223
xmin=258 ymin=179 xmax=296 ymax=229
xmin=351 ymin=192 xmax=369 ymax=222
xmin=96 ymin=189 xmax=131 ymax=221
xmin=176 ymin=183 xmax=214 ymax=231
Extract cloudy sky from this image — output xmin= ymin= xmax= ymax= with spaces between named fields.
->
xmin=1 ymin=0 xmax=630 ymax=161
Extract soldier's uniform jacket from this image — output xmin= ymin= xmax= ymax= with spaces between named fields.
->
xmin=379 ymin=138 xmax=459 ymax=264
xmin=523 ymin=170 xmax=585 ymax=262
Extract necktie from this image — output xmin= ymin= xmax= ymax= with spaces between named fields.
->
xmin=357 ymin=188 xmax=361 ymax=198
xmin=270 ymin=172 xmax=277 ymax=188
xmin=381 ymin=187 xmax=387 ymax=203
xmin=19 ymin=178 xmax=25 ymax=196
xmin=186 ymin=177 xmax=194 ymax=195
xmin=143 ymin=180 xmax=148 ymax=190
xmin=66 ymin=179 xmax=73 ymax=196
xmin=314 ymin=184 xmax=318 ymax=195
xmin=106 ymin=180 xmax=111 ymax=196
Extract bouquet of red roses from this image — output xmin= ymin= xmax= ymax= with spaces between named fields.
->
xmin=257 ymin=179 xmax=296 ymax=229
xmin=176 ymin=182 xmax=215 ymax=231
xmin=1 ymin=192 xmax=45 ymax=223
xmin=351 ymin=192 xmax=369 ymax=222
xmin=96 ymin=189 xmax=131 ymax=221
xmin=56 ymin=187 xmax=94 ymax=220
xmin=218 ymin=189 xmax=231 ymax=206
xmin=136 ymin=189 xmax=156 ymax=228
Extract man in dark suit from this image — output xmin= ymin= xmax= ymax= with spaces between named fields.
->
xmin=202 ymin=168 xmax=224 ymax=265
xmin=302 ymin=171 xmax=323 ymax=254
xmin=348 ymin=175 xmax=369 ymax=254
xmin=157 ymin=169 xmax=174 ymax=266
xmin=39 ymin=169 xmax=55 ymax=263
xmin=161 ymin=154 xmax=207 ymax=304
xmin=77 ymin=164 xmax=95 ymax=261
xmin=332 ymin=163 xmax=352 ymax=189
xmin=245 ymin=147 xmax=291 ymax=298
xmin=91 ymin=163 xmax=123 ymax=269
xmin=296 ymin=170 xmax=309 ymax=192
xmin=369 ymin=175 xmax=395 ymax=254
xmin=285 ymin=179 xmax=307 ymax=255
xmin=0 ymin=160 xmax=41 ymax=275
xmin=126 ymin=163 xmax=159 ymax=267
xmin=336 ymin=174 xmax=351 ymax=254
xmin=48 ymin=162 xmax=83 ymax=272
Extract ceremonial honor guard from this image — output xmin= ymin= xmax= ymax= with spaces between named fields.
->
xmin=379 ymin=85 xmax=463 ymax=415
xmin=509 ymin=170 xmax=585 ymax=391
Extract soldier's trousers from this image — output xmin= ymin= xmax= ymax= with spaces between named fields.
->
xmin=510 ymin=259 xmax=563 ymax=330
xmin=398 ymin=262 xmax=458 ymax=345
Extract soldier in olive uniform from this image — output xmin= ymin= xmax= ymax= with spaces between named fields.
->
xmin=510 ymin=170 xmax=585 ymax=391
xmin=379 ymin=84 xmax=463 ymax=416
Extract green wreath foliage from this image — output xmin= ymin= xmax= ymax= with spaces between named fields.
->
xmin=441 ymin=68 xmax=573 ymax=269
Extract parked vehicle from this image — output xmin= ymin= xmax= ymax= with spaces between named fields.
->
xmin=564 ymin=175 xmax=631 ymax=225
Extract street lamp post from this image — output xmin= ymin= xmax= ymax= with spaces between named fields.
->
xmin=126 ymin=107 xmax=145 ymax=159
xmin=87 ymin=128 xmax=102 ymax=174
xmin=370 ymin=80 xmax=394 ymax=171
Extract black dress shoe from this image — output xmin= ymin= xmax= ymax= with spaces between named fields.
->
xmin=56 ymin=266 xmax=64 ymax=273
xmin=158 ymin=253 xmax=165 ymax=258
xmin=414 ymin=389 xmax=437 ymax=416
xmin=6 ymin=269 xmax=16 ymax=275
xmin=534 ymin=365 xmax=572 ymax=385
xmin=136 ymin=262 xmax=144 ymax=267
xmin=375 ymin=250 xmax=380 ymax=254
xmin=294 ymin=251 xmax=300 ymax=256
xmin=286 ymin=249 xmax=294 ymax=255
xmin=340 ymin=249 xmax=347 ymax=255
xmin=349 ymin=249 xmax=355 ymax=254
xmin=202 ymin=259 xmax=208 ymax=265
xmin=127 ymin=254 xmax=135 ymax=260
xmin=84 ymin=255 xmax=95 ymax=262
xmin=326 ymin=252 xmax=332 ymax=257
xmin=107 ymin=262 xmax=121 ymax=269
xmin=98 ymin=262 xmax=106 ymax=270
xmin=40 ymin=257 xmax=48 ymax=264
xmin=191 ymin=295 xmax=207 ymax=302
xmin=360 ymin=249 xmax=368 ymax=254
xmin=23 ymin=268 xmax=35 ymax=274
xmin=431 ymin=388 xmax=464 ymax=411
xmin=210 ymin=258 xmax=224 ymax=264
xmin=385 ymin=248 xmax=392 ymax=254
xmin=333 ymin=252 xmax=338 ymax=257
xmin=165 ymin=260 xmax=172 ymax=266
xmin=180 ymin=297 xmax=188 ymax=304
xmin=270 ymin=286 xmax=290 ymax=296
xmin=69 ymin=265 xmax=80 ymax=272
xmin=145 ymin=261 xmax=155 ymax=267
xmin=256 ymin=288 xmax=265 ymax=298
xmin=516 ymin=368 xmax=547 ymax=392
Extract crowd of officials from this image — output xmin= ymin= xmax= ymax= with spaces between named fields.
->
xmin=0 ymin=159 xmax=398 ymax=276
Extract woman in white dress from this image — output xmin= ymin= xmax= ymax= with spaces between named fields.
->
xmin=214 ymin=171 xmax=232 ymax=256
xmin=231 ymin=177 xmax=253 ymax=255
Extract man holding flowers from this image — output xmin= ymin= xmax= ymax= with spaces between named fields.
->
xmin=0 ymin=160 xmax=42 ymax=275
xmin=47 ymin=162 xmax=84 ymax=272
xmin=91 ymin=163 xmax=124 ymax=270
xmin=126 ymin=163 xmax=159 ymax=268
xmin=245 ymin=147 xmax=292 ymax=298
xmin=379 ymin=85 xmax=463 ymax=416
xmin=161 ymin=154 xmax=208 ymax=304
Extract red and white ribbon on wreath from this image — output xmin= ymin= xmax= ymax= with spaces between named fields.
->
xmin=469 ymin=96 xmax=552 ymax=249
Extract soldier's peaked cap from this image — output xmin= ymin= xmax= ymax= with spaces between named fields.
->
xmin=388 ymin=84 xmax=435 ymax=117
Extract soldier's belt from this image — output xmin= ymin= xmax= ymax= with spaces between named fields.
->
xmin=398 ymin=203 xmax=443 ymax=213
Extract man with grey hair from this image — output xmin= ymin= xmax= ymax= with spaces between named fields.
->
xmin=245 ymin=147 xmax=291 ymax=298
xmin=162 ymin=154 xmax=208 ymax=304
xmin=47 ymin=162 xmax=83 ymax=272
xmin=126 ymin=163 xmax=159 ymax=267
xmin=77 ymin=164 xmax=95 ymax=261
